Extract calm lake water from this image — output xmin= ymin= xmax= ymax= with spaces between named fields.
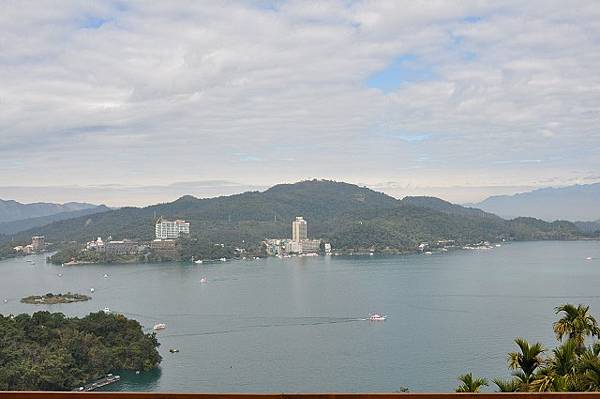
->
xmin=1 ymin=241 xmax=600 ymax=392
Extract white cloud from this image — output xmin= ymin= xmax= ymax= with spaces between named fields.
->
xmin=1 ymin=0 xmax=599 ymax=204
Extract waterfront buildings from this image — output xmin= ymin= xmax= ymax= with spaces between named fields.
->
xmin=86 ymin=237 xmax=105 ymax=250
xmin=292 ymin=217 xmax=307 ymax=242
xmin=155 ymin=217 xmax=190 ymax=239
xmin=104 ymin=240 xmax=140 ymax=256
xmin=264 ymin=217 xmax=326 ymax=256
xmin=31 ymin=236 xmax=45 ymax=252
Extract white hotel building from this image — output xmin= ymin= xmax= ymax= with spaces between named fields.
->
xmin=155 ymin=217 xmax=190 ymax=239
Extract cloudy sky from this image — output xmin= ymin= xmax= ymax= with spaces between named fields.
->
xmin=1 ymin=1 xmax=599 ymax=206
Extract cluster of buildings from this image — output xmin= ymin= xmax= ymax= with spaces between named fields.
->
xmin=84 ymin=217 xmax=190 ymax=258
xmin=264 ymin=217 xmax=330 ymax=256
xmin=14 ymin=236 xmax=46 ymax=254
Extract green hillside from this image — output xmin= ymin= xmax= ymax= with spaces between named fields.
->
xmin=0 ymin=180 xmax=587 ymax=253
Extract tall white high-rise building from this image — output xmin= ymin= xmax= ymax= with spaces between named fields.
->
xmin=155 ymin=217 xmax=190 ymax=239
xmin=292 ymin=216 xmax=307 ymax=242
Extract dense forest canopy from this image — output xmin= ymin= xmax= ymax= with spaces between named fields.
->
xmin=0 ymin=180 xmax=591 ymax=254
xmin=0 ymin=311 xmax=161 ymax=391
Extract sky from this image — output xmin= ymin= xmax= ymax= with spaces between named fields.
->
xmin=1 ymin=0 xmax=600 ymax=207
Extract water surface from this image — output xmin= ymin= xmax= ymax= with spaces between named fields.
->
xmin=1 ymin=241 xmax=599 ymax=392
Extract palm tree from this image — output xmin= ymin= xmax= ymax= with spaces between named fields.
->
xmin=508 ymin=337 xmax=545 ymax=386
xmin=554 ymin=304 xmax=600 ymax=351
xmin=456 ymin=373 xmax=488 ymax=392
xmin=492 ymin=378 xmax=521 ymax=392
xmin=579 ymin=358 xmax=600 ymax=391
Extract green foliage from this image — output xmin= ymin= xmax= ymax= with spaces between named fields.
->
xmin=456 ymin=373 xmax=488 ymax=392
xmin=461 ymin=303 xmax=600 ymax=392
xmin=0 ymin=180 xmax=587 ymax=253
xmin=0 ymin=311 xmax=161 ymax=391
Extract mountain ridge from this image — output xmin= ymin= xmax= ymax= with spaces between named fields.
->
xmin=468 ymin=182 xmax=600 ymax=221
xmin=0 ymin=180 xmax=586 ymax=253
xmin=0 ymin=199 xmax=100 ymax=224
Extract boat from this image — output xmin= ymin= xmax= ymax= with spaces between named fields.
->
xmin=200 ymin=277 xmax=208 ymax=283
xmin=169 ymin=348 xmax=179 ymax=353
xmin=424 ymin=251 xmax=433 ymax=255
xmin=90 ymin=288 xmax=95 ymax=293
xmin=367 ymin=313 xmax=387 ymax=321
xmin=153 ymin=323 xmax=167 ymax=331
xmin=103 ymin=273 xmax=109 ymax=278
xmin=103 ymin=307 xmax=111 ymax=314
xmin=586 ymin=257 xmax=593 ymax=260
xmin=57 ymin=273 xmax=63 ymax=277
xmin=194 ymin=259 xmax=203 ymax=264
xmin=219 ymin=257 xmax=227 ymax=262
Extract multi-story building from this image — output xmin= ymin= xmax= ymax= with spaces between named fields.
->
xmin=285 ymin=240 xmax=302 ymax=254
xmin=292 ymin=217 xmax=307 ymax=242
xmin=155 ymin=217 xmax=190 ymax=239
xmin=104 ymin=240 xmax=139 ymax=256
xmin=86 ymin=237 xmax=105 ymax=250
xmin=31 ymin=236 xmax=45 ymax=252
xmin=300 ymin=239 xmax=321 ymax=254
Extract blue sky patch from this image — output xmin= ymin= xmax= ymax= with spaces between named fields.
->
xmin=81 ymin=16 xmax=111 ymax=29
xmin=366 ymin=54 xmax=435 ymax=92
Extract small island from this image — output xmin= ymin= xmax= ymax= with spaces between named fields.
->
xmin=21 ymin=292 xmax=91 ymax=305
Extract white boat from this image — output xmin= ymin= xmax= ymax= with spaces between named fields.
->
xmin=368 ymin=313 xmax=387 ymax=321
xmin=90 ymin=288 xmax=95 ymax=293
xmin=57 ymin=273 xmax=63 ymax=277
xmin=586 ymin=257 xmax=593 ymax=260
xmin=103 ymin=274 xmax=109 ymax=278
xmin=153 ymin=323 xmax=167 ymax=331
xmin=424 ymin=251 xmax=433 ymax=255
xmin=200 ymin=277 xmax=208 ymax=283
xmin=194 ymin=259 xmax=203 ymax=264
xmin=103 ymin=307 xmax=110 ymax=314
xmin=219 ymin=257 xmax=227 ymax=262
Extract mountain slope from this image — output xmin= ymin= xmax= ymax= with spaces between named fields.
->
xmin=0 ymin=205 xmax=111 ymax=235
xmin=0 ymin=180 xmax=586 ymax=250
xmin=402 ymin=196 xmax=503 ymax=220
xmin=0 ymin=199 xmax=99 ymax=224
xmin=470 ymin=183 xmax=600 ymax=221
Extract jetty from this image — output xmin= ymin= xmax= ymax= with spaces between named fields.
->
xmin=72 ymin=374 xmax=120 ymax=391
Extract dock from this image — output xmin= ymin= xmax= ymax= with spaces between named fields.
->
xmin=72 ymin=374 xmax=120 ymax=391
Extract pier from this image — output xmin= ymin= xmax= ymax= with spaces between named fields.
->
xmin=71 ymin=374 xmax=120 ymax=392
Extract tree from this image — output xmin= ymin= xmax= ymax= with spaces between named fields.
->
xmin=456 ymin=373 xmax=488 ymax=392
xmin=508 ymin=337 xmax=545 ymax=387
xmin=492 ymin=378 xmax=521 ymax=392
xmin=554 ymin=304 xmax=600 ymax=352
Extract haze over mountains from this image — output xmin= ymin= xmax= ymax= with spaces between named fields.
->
xmin=0 ymin=181 xmax=586 ymax=252
xmin=0 ymin=199 xmax=108 ymax=235
xmin=468 ymin=183 xmax=600 ymax=222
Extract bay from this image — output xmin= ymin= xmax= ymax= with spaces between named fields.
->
xmin=1 ymin=241 xmax=600 ymax=392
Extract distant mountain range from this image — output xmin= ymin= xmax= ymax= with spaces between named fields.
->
xmin=0 ymin=205 xmax=111 ymax=235
xmin=468 ymin=183 xmax=600 ymax=222
xmin=0 ymin=199 xmax=100 ymax=224
xmin=0 ymin=180 xmax=587 ymax=252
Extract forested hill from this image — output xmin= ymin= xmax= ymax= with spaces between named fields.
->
xmin=0 ymin=180 xmax=587 ymax=251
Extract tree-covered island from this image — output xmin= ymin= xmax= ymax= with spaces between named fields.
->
xmin=0 ymin=311 xmax=161 ymax=390
xmin=20 ymin=293 xmax=91 ymax=305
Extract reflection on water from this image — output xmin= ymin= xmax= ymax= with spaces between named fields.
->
xmin=1 ymin=241 xmax=600 ymax=392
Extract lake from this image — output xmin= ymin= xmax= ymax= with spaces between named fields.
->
xmin=1 ymin=241 xmax=600 ymax=392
